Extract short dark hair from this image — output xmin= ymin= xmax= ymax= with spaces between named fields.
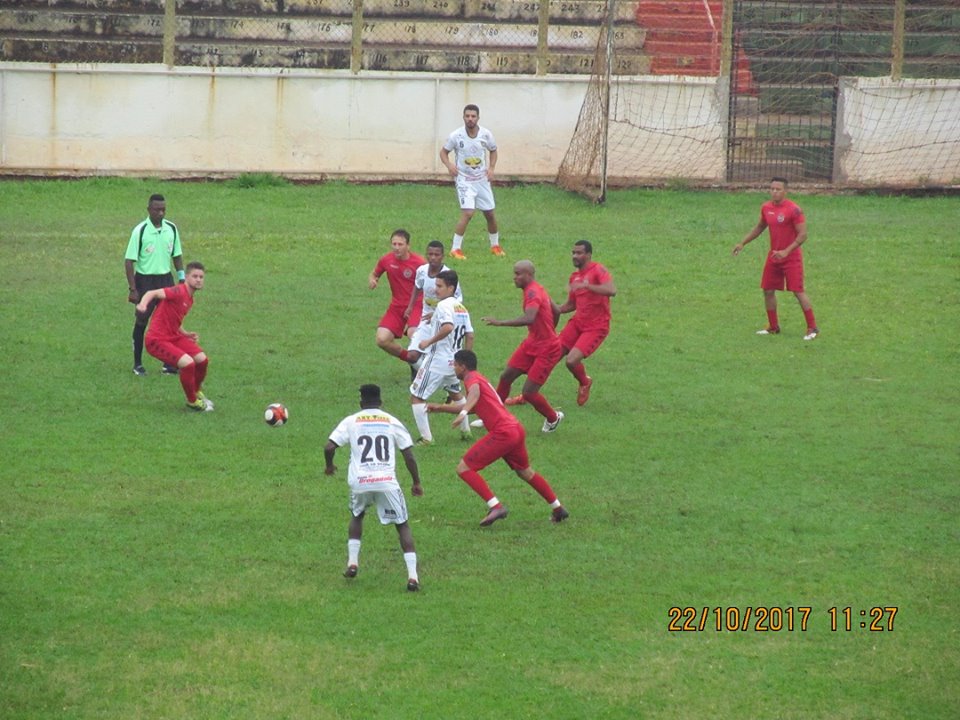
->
xmin=186 ymin=261 xmax=205 ymax=272
xmin=392 ymin=229 xmax=411 ymax=243
xmin=359 ymin=384 xmax=382 ymax=407
xmin=464 ymin=104 xmax=480 ymax=115
xmin=771 ymin=176 xmax=788 ymax=185
xmin=427 ymin=240 xmax=445 ymax=252
xmin=149 ymin=194 xmax=165 ymax=204
xmin=454 ymin=349 xmax=477 ymax=370
xmin=574 ymin=240 xmax=593 ymax=254
xmin=436 ymin=269 xmax=459 ymax=291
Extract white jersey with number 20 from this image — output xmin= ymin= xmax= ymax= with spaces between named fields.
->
xmin=328 ymin=409 xmax=413 ymax=493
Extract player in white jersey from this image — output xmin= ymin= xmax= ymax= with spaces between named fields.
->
xmin=440 ymin=104 xmax=505 ymax=260
xmin=404 ymin=241 xmax=464 ymax=368
xmin=410 ymin=270 xmax=474 ymax=444
xmin=325 ymin=384 xmax=423 ymax=591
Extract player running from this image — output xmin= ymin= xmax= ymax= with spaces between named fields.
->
xmin=556 ymin=240 xmax=617 ymax=406
xmin=427 ymin=350 xmax=569 ymax=527
xmin=369 ymin=229 xmax=426 ymax=360
xmin=409 ymin=270 xmax=473 ymax=444
xmin=482 ymin=260 xmax=564 ymax=433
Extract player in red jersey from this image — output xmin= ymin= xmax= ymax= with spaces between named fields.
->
xmin=482 ymin=260 xmax=564 ymax=433
xmin=556 ymin=240 xmax=617 ymax=406
xmin=733 ymin=178 xmax=819 ymax=340
xmin=135 ymin=261 xmax=213 ymax=412
xmin=369 ymin=229 xmax=426 ymax=359
xmin=427 ymin=350 xmax=568 ymax=526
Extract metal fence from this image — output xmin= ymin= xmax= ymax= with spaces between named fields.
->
xmin=0 ymin=0 xmax=647 ymax=74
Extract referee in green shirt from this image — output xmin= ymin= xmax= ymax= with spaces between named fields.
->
xmin=124 ymin=194 xmax=184 ymax=375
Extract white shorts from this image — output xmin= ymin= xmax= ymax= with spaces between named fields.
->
xmin=455 ymin=177 xmax=495 ymax=212
xmin=410 ymin=357 xmax=462 ymax=400
xmin=408 ymin=319 xmax=432 ymax=354
xmin=349 ymin=486 xmax=409 ymax=525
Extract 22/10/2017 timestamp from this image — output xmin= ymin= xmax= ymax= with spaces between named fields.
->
xmin=667 ymin=606 xmax=899 ymax=632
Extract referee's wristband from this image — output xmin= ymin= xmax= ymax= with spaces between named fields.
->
xmin=177 ymin=269 xmax=186 ymax=282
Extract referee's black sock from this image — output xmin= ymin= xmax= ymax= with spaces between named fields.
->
xmin=132 ymin=324 xmax=146 ymax=366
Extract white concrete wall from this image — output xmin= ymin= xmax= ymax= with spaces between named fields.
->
xmin=835 ymin=77 xmax=960 ymax=185
xmin=0 ymin=62 xmax=724 ymax=181
xmin=4 ymin=63 xmax=954 ymax=185
xmin=0 ymin=63 xmax=592 ymax=179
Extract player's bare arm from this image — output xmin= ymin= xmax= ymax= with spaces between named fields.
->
xmin=772 ymin=221 xmax=808 ymax=260
xmin=439 ymin=148 xmax=458 ymax=177
xmin=570 ymin=278 xmax=617 ymax=296
xmin=400 ymin=447 xmax=423 ymax=496
xmin=482 ymin=304 xmax=537 ymax=327
xmin=486 ymin=149 xmax=497 ymax=181
xmin=419 ymin=321 xmax=454 ymax=350
xmin=135 ymin=288 xmax=166 ymax=313
xmin=733 ymin=220 xmax=767 ymax=256
xmin=368 ymin=270 xmax=380 ymax=290
xmin=404 ymin=286 xmax=422 ymax=320
xmin=323 ymin=440 xmax=339 ymax=475
xmin=125 ymin=259 xmax=139 ymax=302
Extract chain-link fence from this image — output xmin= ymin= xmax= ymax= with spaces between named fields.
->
xmin=1 ymin=0 xmax=647 ymax=74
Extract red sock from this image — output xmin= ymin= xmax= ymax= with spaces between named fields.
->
xmin=525 ymin=472 xmax=558 ymax=504
xmin=803 ymin=307 xmax=817 ymax=330
xmin=457 ymin=469 xmax=496 ymax=503
xmin=179 ymin=363 xmax=197 ymax=403
xmin=523 ymin=391 xmax=557 ymax=423
xmin=568 ymin=362 xmax=589 ymax=385
xmin=766 ymin=309 xmax=779 ymax=330
xmin=496 ymin=380 xmax=512 ymax=401
xmin=194 ymin=358 xmax=208 ymax=389
xmin=398 ymin=349 xmax=410 ymax=362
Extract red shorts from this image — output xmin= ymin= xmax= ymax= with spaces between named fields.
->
xmin=507 ymin=339 xmax=562 ymax=387
xmin=146 ymin=335 xmax=203 ymax=367
xmin=559 ymin=317 xmax=609 ymax=359
xmin=378 ymin=305 xmax=420 ymax=338
xmin=463 ymin=424 xmax=530 ymax=472
xmin=761 ymin=257 xmax=804 ymax=292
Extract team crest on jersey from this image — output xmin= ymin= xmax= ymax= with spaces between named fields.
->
xmin=403 ymin=268 xmax=414 ymax=279
xmin=777 ymin=213 xmax=785 ymax=223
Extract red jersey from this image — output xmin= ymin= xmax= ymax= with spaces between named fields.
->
xmin=375 ymin=252 xmax=426 ymax=309
xmin=146 ymin=283 xmax=194 ymax=342
xmin=567 ymin=261 xmax=612 ymax=328
xmin=463 ymin=370 xmax=521 ymax=434
xmin=521 ymin=281 xmax=560 ymax=351
xmin=760 ymin=199 xmax=805 ymax=255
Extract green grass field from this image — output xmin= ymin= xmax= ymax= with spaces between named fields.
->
xmin=1 ymin=178 xmax=958 ymax=719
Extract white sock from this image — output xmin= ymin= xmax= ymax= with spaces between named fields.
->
xmin=412 ymin=403 xmax=432 ymax=441
xmin=487 ymin=496 xmax=500 ymax=508
xmin=452 ymin=234 xmax=464 ymax=251
xmin=404 ymin=552 xmax=418 ymax=582
xmin=347 ymin=538 xmax=361 ymax=566
xmin=489 ymin=232 xmax=500 ymax=247
xmin=453 ymin=397 xmax=470 ymax=432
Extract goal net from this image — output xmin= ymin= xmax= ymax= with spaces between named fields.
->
xmin=558 ymin=0 xmax=960 ymax=200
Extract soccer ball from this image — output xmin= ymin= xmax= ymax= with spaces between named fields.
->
xmin=264 ymin=403 xmax=289 ymax=427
